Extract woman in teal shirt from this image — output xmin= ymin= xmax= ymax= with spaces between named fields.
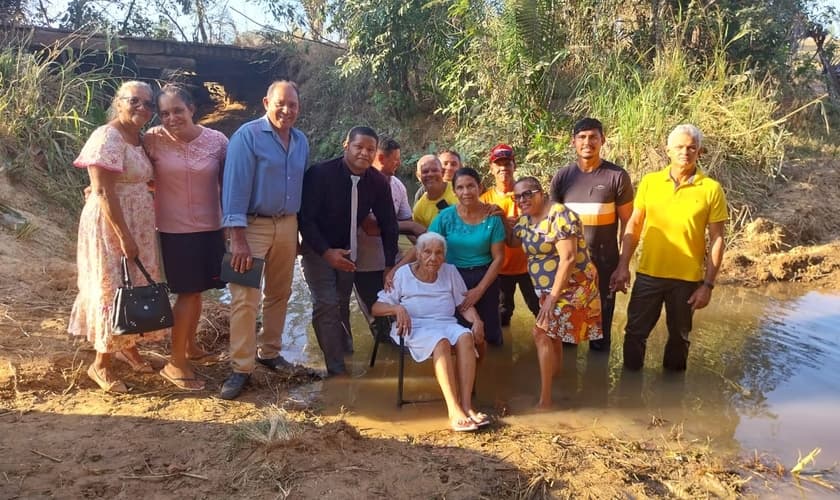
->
xmin=429 ymin=168 xmax=506 ymax=345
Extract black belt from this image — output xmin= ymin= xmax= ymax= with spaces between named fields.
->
xmin=458 ymin=264 xmax=490 ymax=272
xmin=248 ymin=213 xmax=291 ymax=218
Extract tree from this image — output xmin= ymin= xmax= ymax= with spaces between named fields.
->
xmin=53 ymin=0 xmax=237 ymax=42
xmin=1 ymin=0 xmax=26 ymax=23
xmin=334 ymin=0 xmax=483 ymax=118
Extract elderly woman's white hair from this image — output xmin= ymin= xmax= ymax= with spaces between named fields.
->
xmin=667 ymin=124 xmax=703 ymax=148
xmin=107 ymin=80 xmax=153 ymax=120
xmin=416 ymin=231 xmax=447 ymax=255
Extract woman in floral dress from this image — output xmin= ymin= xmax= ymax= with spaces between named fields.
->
xmin=508 ymin=176 xmax=602 ymax=409
xmin=68 ymin=80 xmax=165 ymax=393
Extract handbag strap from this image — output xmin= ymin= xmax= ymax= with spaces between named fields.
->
xmin=120 ymin=256 xmax=133 ymax=288
xmin=133 ymin=256 xmax=157 ymax=285
xmin=120 ymin=256 xmax=158 ymax=288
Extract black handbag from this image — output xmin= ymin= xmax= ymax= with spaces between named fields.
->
xmin=111 ymin=256 xmax=174 ymax=335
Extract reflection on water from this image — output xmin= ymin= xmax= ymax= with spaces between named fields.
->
xmin=263 ymin=262 xmax=840 ymax=470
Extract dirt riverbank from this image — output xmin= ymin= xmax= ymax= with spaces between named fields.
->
xmin=721 ymin=158 xmax=840 ymax=290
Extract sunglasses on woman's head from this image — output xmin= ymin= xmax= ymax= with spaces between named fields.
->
xmin=513 ymin=189 xmax=541 ymax=201
xmin=120 ymin=96 xmax=156 ymax=110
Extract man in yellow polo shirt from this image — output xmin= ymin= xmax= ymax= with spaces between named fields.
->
xmin=412 ymin=154 xmax=458 ymax=228
xmin=611 ymin=124 xmax=728 ymax=371
xmin=480 ymin=144 xmax=540 ymax=325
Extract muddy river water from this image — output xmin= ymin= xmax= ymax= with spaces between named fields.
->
xmin=253 ymin=261 xmax=840 ymax=473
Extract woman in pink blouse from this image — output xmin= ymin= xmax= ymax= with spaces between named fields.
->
xmin=143 ymin=84 xmax=228 ymax=391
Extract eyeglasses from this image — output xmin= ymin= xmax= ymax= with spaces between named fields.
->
xmin=119 ymin=96 xmax=156 ymax=110
xmin=513 ymin=189 xmax=541 ymax=202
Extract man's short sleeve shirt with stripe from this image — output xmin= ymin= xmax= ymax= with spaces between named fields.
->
xmin=550 ymin=161 xmax=633 ymax=262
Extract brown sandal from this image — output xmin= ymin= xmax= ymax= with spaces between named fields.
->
xmin=159 ymin=368 xmax=205 ymax=391
xmin=186 ymin=351 xmax=218 ymax=364
xmin=114 ymin=351 xmax=155 ymax=374
xmin=87 ymin=365 xmax=128 ymax=393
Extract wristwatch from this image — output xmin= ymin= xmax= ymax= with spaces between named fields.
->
xmin=702 ymin=281 xmax=715 ymax=290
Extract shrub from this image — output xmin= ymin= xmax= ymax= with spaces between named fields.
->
xmin=0 ymin=32 xmax=114 ymax=215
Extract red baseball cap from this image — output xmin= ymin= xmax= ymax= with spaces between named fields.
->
xmin=489 ymin=144 xmax=514 ymax=163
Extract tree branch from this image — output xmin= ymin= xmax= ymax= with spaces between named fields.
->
xmin=119 ymin=0 xmax=136 ymax=34
xmin=228 ymin=5 xmax=345 ymax=50
xmin=161 ymin=8 xmax=189 ymax=41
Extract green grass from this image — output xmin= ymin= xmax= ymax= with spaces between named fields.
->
xmin=0 ymin=32 xmax=116 ymax=216
xmin=570 ymin=44 xmax=787 ymax=204
xmin=434 ymin=11 xmax=823 ymax=237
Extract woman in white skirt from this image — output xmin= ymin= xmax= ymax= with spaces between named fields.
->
xmin=373 ymin=232 xmax=488 ymax=432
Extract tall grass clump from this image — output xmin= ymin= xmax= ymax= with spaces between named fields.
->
xmin=231 ymin=406 xmax=303 ymax=448
xmin=0 ymin=33 xmax=115 ymax=215
xmin=433 ymin=7 xmax=799 ymax=232
xmin=569 ymin=31 xmax=791 ymax=228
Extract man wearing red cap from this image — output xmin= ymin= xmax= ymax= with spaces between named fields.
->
xmin=481 ymin=144 xmax=540 ymax=326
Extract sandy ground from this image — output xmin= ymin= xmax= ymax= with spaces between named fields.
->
xmin=2 ymin=159 xmax=839 ymax=498
xmin=721 ymin=159 xmax=840 ymax=290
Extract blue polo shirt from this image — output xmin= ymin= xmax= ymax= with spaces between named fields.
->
xmin=221 ymin=116 xmax=309 ymax=227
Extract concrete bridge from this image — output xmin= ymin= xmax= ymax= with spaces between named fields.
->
xmin=6 ymin=25 xmax=283 ymax=105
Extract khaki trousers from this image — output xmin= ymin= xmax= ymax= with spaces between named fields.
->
xmin=228 ymin=215 xmax=297 ymax=373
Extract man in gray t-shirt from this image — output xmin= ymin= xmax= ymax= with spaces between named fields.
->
xmin=550 ymin=118 xmax=633 ymax=351
xmin=355 ymin=138 xmax=426 ymax=346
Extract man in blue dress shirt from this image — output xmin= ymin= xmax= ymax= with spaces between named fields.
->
xmin=299 ymin=126 xmax=399 ymax=377
xmin=219 ymin=80 xmax=309 ymax=399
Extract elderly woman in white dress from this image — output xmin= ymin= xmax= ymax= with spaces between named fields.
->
xmin=372 ymin=232 xmax=489 ymax=432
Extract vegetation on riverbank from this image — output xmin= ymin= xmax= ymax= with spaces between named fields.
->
xmin=334 ymin=1 xmax=838 ymax=237
xmin=4 ymin=2 xmax=839 ymax=234
xmin=0 ymin=33 xmax=114 ymax=217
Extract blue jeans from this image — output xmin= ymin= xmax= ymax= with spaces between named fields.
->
xmin=301 ymin=244 xmax=355 ymax=375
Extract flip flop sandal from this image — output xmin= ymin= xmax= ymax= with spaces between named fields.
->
xmin=469 ymin=412 xmax=491 ymax=428
xmin=159 ymin=369 xmax=205 ymax=391
xmin=114 ymin=351 xmax=155 ymax=374
xmin=87 ymin=365 xmax=128 ymax=393
xmin=187 ymin=352 xmax=219 ymax=365
xmin=451 ymin=417 xmax=479 ymax=432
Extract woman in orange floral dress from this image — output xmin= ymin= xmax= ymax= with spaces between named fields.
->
xmin=507 ymin=176 xmax=602 ymax=409
xmin=68 ymin=80 xmax=166 ymax=393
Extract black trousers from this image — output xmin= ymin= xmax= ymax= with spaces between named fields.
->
xmin=353 ymin=270 xmax=392 ymax=340
xmin=622 ymin=273 xmax=700 ymax=371
xmin=457 ymin=265 xmax=502 ymax=345
xmin=594 ymin=258 xmax=617 ymax=345
xmin=498 ymin=273 xmax=540 ymax=323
